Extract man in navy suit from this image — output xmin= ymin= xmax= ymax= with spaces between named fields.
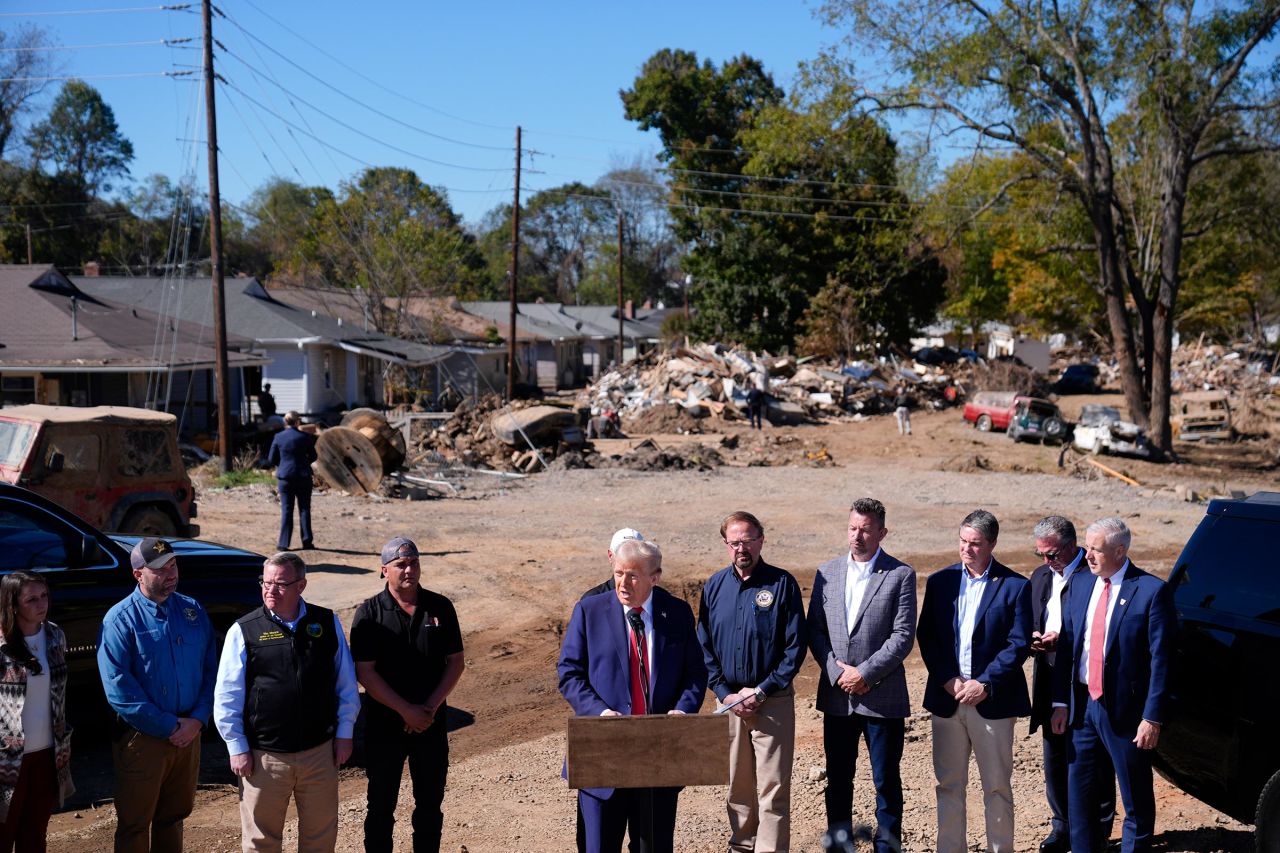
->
xmin=558 ymin=538 xmax=707 ymax=853
xmin=1029 ymin=516 xmax=1115 ymax=853
xmin=1051 ymin=517 xmax=1175 ymax=853
xmin=807 ymin=497 xmax=916 ymax=852
xmin=918 ymin=509 xmax=1032 ymax=853
xmin=266 ymin=411 xmax=318 ymax=551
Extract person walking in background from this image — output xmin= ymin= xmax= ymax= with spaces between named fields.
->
xmin=267 ymin=411 xmax=317 ymax=551
xmin=98 ymin=538 xmax=217 ymax=853
xmin=0 ymin=572 xmax=75 ymax=852
xmin=352 ymin=537 xmax=465 ymax=853
xmin=807 ymin=499 xmax=916 ymax=852
xmin=917 ymin=510 xmax=1032 ymax=853
xmin=698 ymin=511 xmax=806 ymax=853
xmin=893 ymin=387 xmax=912 ymax=436
xmin=213 ymin=552 xmax=359 ymax=852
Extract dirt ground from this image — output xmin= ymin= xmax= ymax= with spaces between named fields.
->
xmin=48 ymin=401 xmax=1272 ymax=852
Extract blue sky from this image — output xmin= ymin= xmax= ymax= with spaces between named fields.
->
xmin=12 ymin=1 xmax=840 ymax=226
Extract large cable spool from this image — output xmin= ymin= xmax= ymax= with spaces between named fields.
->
xmin=341 ymin=408 xmax=406 ymax=473
xmin=313 ymin=426 xmax=383 ymax=496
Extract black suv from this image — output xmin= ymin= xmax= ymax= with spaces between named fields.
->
xmin=1154 ymin=491 xmax=1280 ymax=849
xmin=0 ymin=483 xmax=266 ymax=724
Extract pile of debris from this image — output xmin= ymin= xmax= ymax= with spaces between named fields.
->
xmin=580 ymin=343 xmax=977 ymax=431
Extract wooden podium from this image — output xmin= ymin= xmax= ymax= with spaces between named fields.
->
xmin=566 ymin=714 xmax=730 ymax=789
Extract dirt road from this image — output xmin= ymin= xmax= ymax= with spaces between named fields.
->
xmin=49 ymin=406 xmax=1264 ymax=851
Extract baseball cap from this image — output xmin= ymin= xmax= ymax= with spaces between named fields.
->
xmin=381 ymin=537 xmax=419 ymax=564
xmin=609 ymin=528 xmax=645 ymax=552
xmin=131 ymin=537 xmax=176 ymax=570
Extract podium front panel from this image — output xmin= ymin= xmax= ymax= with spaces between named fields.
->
xmin=566 ymin=714 xmax=730 ymax=789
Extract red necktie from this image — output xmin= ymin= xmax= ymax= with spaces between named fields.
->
xmin=1088 ymin=577 xmax=1111 ymax=700
xmin=628 ymin=608 xmax=648 ymax=715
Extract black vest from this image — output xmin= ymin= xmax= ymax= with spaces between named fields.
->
xmin=238 ymin=604 xmax=339 ymax=753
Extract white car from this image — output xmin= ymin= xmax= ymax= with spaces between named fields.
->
xmin=1072 ymin=404 xmax=1154 ymax=458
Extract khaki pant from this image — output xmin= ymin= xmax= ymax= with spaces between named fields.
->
xmin=112 ymin=729 xmax=200 ymax=853
xmin=931 ymin=705 xmax=1016 ymax=853
xmin=238 ymin=740 xmax=338 ymax=853
xmin=721 ymin=688 xmax=795 ymax=853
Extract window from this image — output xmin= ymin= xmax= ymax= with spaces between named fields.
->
xmin=0 ymin=421 xmax=35 ymax=468
xmin=0 ymin=376 xmax=35 ymax=406
xmin=0 ymin=506 xmax=69 ymax=572
xmin=1174 ymin=515 xmax=1280 ymax=623
xmin=43 ymin=431 xmax=101 ymax=471
xmin=117 ymin=429 xmax=174 ymax=477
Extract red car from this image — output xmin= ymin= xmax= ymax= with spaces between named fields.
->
xmin=961 ymin=391 xmax=1024 ymax=432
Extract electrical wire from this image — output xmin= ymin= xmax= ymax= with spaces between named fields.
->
xmin=0 ymin=38 xmax=188 ymax=51
xmin=0 ymin=5 xmax=191 ymax=17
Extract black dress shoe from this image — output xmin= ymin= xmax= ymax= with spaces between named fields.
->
xmin=301 ymin=540 xmax=314 ymax=550
xmin=1039 ymin=833 xmax=1070 ymax=853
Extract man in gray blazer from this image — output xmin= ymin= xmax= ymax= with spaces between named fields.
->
xmin=807 ymin=498 xmax=917 ymax=852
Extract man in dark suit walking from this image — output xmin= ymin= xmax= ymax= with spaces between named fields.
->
xmin=1029 ymin=516 xmax=1115 ymax=853
xmin=558 ymin=539 xmax=707 ymax=853
xmin=918 ymin=509 xmax=1032 ymax=853
xmin=267 ymin=411 xmax=318 ymax=551
xmin=1051 ymin=517 xmax=1175 ymax=853
xmin=807 ymin=498 xmax=916 ymax=852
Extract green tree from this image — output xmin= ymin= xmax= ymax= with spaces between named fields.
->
xmin=25 ymin=80 xmax=133 ymax=193
xmin=0 ymin=25 xmax=57 ymax=160
xmin=820 ymin=0 xmax=1280 ymax=452
xmin=243 ymin=178 xmax=333 ymax=282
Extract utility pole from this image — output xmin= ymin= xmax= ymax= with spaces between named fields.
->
xmin=506 ymin=126 xmax=521 ymax=401
xmin=616 ymin=210 xmax=624 ymax=366
xmin=25 ymin=224 xmax=32 ymax=265
xmin=203 ymin=0 xmax=232 ymax=472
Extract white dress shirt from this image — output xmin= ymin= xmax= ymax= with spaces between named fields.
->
xmin=213 ymin=600 xmax=361 ymax=757
xmin=845 ymin=548 xmax=881 ymax=634
xmin=1077 ymin=561 xmax=1129 ymax=686
xmin=957 ymin=558 xmax=993 ymax=680
xmin=1044 ymin=549 xmax=1084 ymax=666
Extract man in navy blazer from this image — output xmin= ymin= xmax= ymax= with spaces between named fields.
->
xmin=266 ymin=411 xmax=318 ymax=551
xmin=1029 ymin=516 xmax=1115 ymax=853
xmin=1051 ymin=517 xmax=1175 ymax=853
xmin=918 ymin=509 xmax=1032 ymax=853
xmin=558 ymin=539 xmax=707 ymax=853
xmin=807 ymin=498 xmax=916 ymax=852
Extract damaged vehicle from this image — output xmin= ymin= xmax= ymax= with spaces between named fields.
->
xmin=1173 ymin=390 xmax=1233 ymax=442
xmin=1072 ymin=404 xmax=1155 ymax=458
xmin=1006 ymin=397 xmax=1068 ymax=444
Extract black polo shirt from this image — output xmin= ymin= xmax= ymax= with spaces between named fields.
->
xmin=350 ymin=585 xmax=463 ymax=724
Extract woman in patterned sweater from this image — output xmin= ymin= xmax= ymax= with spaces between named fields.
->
xmin=0 ymin=572 xmax=74 ymax=852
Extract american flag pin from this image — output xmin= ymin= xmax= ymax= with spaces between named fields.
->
xmin=1120 ymin=599 xmax=1128 ymax=605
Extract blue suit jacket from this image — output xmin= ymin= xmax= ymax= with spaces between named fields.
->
xmin=267 ymin=427 xmax=317 ymax=480
xmin=1051 ymin=563 xmax=1175 ymax=737
xmin=917 ymin=560 xmax=1033 ymax=719
xmin=557 ymin=586 xmax=707 ymax=798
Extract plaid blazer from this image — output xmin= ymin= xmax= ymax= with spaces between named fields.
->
xmin=807 ymin=551 xmax=917 ymax=718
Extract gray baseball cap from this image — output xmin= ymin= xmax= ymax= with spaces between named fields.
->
xmin=380 ymin=537 xmax=419 ymax=564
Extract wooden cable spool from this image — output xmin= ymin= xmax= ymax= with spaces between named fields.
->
xmin=340 ymin=408 xmax=406 ymax=473
xmin=313 ymin=426 xmax=383 ymax=496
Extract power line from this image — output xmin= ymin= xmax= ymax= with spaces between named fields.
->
xmin=0 ymin=5 xmax=192 ymax=17
xmin=0 ymin=38 xmax=191 ymax=51
xmin=0 ymin=71 xmax=195 ymax=82
xmin=215 ymin=11 xmax=511 ymax=153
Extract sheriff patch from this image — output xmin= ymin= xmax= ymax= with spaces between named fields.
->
xmin=306 ymin=622 xmax=323 ymax=638
xmin=754 ymin=589 xmax=775 ymax=608
xmin=258 ymin=629 xmax=285 ymax=641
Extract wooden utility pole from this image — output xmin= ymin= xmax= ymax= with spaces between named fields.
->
xmin=203 ymin=0 xmax=232 ymax=472
xmin=25 ymin=224 xmax=32 ymax=264
xmin=506 ymin=126 xmax=521 ymax=401
xmin=616 ymin=210 xmax=624 ymax=366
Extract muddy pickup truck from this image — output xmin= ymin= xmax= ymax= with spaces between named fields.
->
xmin=0 ymin=404 xmax=198 ymax=537
xmin=1174 ymin=390 xmax=1233 ymax=442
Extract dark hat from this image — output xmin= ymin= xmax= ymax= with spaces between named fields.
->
xmin=131 ymin=537 xmax=175 ymax=570
xmin=381 ymin=537 xmax=419 ymax=564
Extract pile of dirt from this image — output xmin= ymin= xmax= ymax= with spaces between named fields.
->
xmin=596 ymin=442 xmax=724 ymax=472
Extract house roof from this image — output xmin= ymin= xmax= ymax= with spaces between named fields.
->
xmin=72 ymin=274 xmax=456 ymax=366
xmin=0 ymin=265 xmax=268 ymax=373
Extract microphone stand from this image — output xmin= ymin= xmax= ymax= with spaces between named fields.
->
xmin=627 ymin=609 xmax=656 ymax=853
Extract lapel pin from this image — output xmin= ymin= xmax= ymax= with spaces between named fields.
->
xmin=1120 ymin=599 xmax=1128 ymax=606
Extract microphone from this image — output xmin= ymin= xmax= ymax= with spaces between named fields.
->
xmin=627 ymin=609 xmax=651 ymax=714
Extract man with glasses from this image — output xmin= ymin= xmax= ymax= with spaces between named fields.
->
xmin=351 ymin=537 xmax=465 ymax=853
xmin=99 ymin=537 xmax=217 ymax=853
xmin=213 ymin=552 xmax=359 ymax=851
xmin=697 ymin=511 xmax=806 ymax=853
xmin=1029 ymin=517 xmax=1114 ymax=853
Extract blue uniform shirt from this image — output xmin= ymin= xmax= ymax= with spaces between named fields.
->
xmin=98 ymin=587 xmax=218 ymax=738
xmin=697 ymin=560 xmax=806 ymax=702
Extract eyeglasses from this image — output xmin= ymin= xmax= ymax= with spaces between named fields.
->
xmin=1033 ymin=548 xmax=1062 ymax=561
xmin=724 ymin=537 xmax=762 ymax=551
xmin=258 ymin=576 xmax=302 ymax=591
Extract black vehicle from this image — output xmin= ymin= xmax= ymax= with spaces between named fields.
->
xmin=0 ymin=483 xmax=265 ymax=724
xmin=1154 ymin=491 xmax=1280 ymax=849
xmin=1051 ymin=363 xmax=1102 ymax=394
